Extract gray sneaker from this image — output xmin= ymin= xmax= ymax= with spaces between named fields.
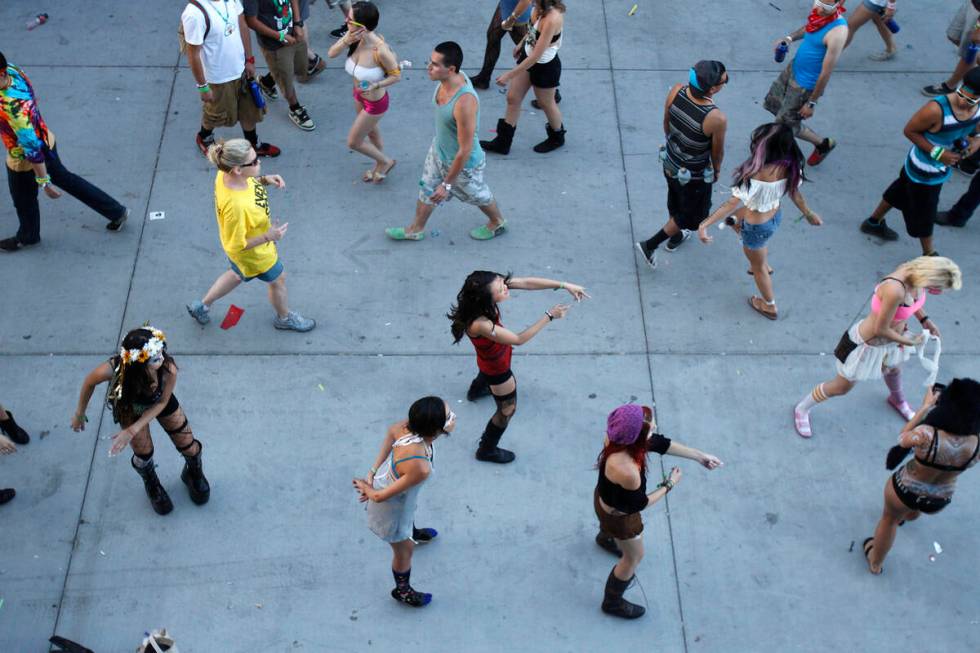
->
xmin=274 ymin=310 xmax=316 ymax=332
xmin=186 ymin=300 xmax=211 ymax=325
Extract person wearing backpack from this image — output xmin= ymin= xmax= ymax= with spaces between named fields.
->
xmin=181 ymin=0 xmax=281 ymax=158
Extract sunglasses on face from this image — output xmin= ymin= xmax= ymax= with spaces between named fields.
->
xmin=956 ymin=88 xmax=980 ymax=105
xmin=444 ymin=410 xmax=456 ymax=430
xmin=346 ymin=15 xmax=366 ymax=28
xmin=241 ymin=156 xmax=259 ymax=168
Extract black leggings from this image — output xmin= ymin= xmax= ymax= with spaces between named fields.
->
xmin=474 ymin=6 xmax=529 ymax=82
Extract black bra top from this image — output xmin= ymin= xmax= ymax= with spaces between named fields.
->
xmin=597 ymin=459 xmax=647 ymax=514
xmin=915 ymin=426 xmax=980 ymax=472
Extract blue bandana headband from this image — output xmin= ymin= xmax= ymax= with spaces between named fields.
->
xmin=689 ymin=67 xmax=702 ymax=91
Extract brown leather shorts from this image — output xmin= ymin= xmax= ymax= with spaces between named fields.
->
xmin=594 ymin=488 xmax=643 ymax=540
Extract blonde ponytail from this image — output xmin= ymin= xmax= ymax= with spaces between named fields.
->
xmin=206 ymin=138 xmax=253 ymax=173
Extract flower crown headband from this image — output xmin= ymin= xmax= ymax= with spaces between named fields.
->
xmin=119 ymin=327 xmax=166 ymax=366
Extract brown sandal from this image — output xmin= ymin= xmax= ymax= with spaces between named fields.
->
xmin=372 ymin=159 xmax=397 ymax=183
xmin=863 ymin=537 xmax=882 ymax=575
xmin=749 ymin=295 xmax=778 ymax=320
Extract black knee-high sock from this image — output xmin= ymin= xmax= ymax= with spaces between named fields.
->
xmin=479 ymin=419 xmax=507 ymax=451
xmin=198 ymin=126 xmax=214 ymax=140
xmin=643 ymin=229 xmax=671 ymax=251
xmin=260 ymin=72 xmax=275 ymax=87
xmin=242 ymin=128 xmax=258 ymax=147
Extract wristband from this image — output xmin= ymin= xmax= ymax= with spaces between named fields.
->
xmin=555 ymin=281 xmax=565 ymax=291
xmin=246 ymin=56 xmax=255 ymax=64
xmin=918 ymin=315 xmax=930 ymax=324
xmin=278 ymin=29 xmax=287 ymax=43
xmin=294 ymin=20 xmax=304 ymax=28
xmin=370 ymin=466 xmax=378 ymax=475
xmin=930 ymin=145 xmax=945 ymax=161
xmin=35 ymin=175 xmax=51 ymax=185
xmin=545 ymin=311 xmax=554 ymax=321
xmin=784 ymin=35 xmax=793 ymax=43
xmin=197 ymin=84 xmax=211 ymax=93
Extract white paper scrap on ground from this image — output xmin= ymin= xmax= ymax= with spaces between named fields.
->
xmin=933 ymin=541 xmax=943 ymax=554
xmin=149 ymin=211 xmax=165 ymax=221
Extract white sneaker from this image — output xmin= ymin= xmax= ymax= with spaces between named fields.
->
xmin=288 ymin=105 xmax=316 ymax=131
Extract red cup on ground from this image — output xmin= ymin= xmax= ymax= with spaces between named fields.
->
xmin=220 ymin=304 xmax=244 ymax=329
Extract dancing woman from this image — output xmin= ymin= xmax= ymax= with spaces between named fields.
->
xmin=71 ymin=327 xmax=210 ymax=515
xmin=698 ymin=122 xmax=821 ymax=320
xmin=793 ymin=256 xmax=961 ymax=438
xmin=595 ymin=404 xmax=722 ymax=619
xmin=353 ymin=396 xmax=455 ymax=607
xmin=864 ymin=379 xmax=980 ymax=574
xmin=448 ymin=271 xmax=588 ymax=463
xmin=480 ymin=0 xmax=567 ymax=154
xmin=326 ymin=1 xmax=400 ymax=183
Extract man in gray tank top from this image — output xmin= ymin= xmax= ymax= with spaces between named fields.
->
xmin=386 ymin=41 xmax=507 ymax=242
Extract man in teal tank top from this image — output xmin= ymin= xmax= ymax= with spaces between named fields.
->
xmin=860 ymin=67 xmax=980 ymax=256
xmin=386 ymin=41 xmax=507 ymax=242
xmin=764 ymin=0 xmax=848 ymax=167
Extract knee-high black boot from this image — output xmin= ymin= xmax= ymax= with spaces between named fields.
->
xmin=467 ymin=374 xmax=491 ymax=401
xmin=475 ymin=420 xmax=515 ymax=463
xmin=533 ymin=123 xmax=566 ymax=153
xmin=132 ymin=453 xmax=173 ymax=515
xmin=179 ymin=440 xmax=210 ymax=505
xmin=601 ymin=569 xmax=645 ymax=619
xmin=480 ymin=119 xmax=516 ymax=155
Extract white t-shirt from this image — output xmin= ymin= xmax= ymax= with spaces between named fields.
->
xmin=181 ymin=0 xmax=246 ymax=84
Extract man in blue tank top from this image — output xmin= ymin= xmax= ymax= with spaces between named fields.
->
xmin=385 ymin=41 xmax=507 ymax=242
xmin=861 ymin=67 xmax=980 ymax=255
xmin=764 ymin=0 xmax=848 ymax=167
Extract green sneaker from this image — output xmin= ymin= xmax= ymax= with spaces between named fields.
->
xmin=470 ymin=221 xmax=507 ymax=241
xmin=385 ymin=227 xmax=425 ymax=241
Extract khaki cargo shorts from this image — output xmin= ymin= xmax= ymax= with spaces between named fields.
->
xmin=201 ymin=77 xmax=265 ymax=129
xmin=260 ymin=42 xmax=307 ymax=101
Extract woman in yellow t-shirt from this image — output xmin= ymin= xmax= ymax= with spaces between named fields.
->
xmin=186 ymin=139 xmax=315 ymax=332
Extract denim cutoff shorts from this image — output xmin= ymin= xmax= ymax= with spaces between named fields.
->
xmin=741 ymin=209 xmax=782 ymax=250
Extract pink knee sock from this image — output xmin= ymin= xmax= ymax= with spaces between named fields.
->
xmin=882 ymin=367 xmax=905 ymax=403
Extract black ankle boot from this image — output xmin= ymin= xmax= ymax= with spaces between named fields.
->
xmin=533 ymin=124 xmax=566 ymax=153
xmin=480 ymin=119 xmax=516 ymax=155
xmin=0 ymin=410 xmax=30 ymax=444
xmin=595 ymin=532 xmax=623 ymax=557
xmin=132 ymin=456 xmax=173 ymax=515
xmin=180 ymin=440 xmax=210 ymax=505
xmin=470 ymin=74 xmax=491 ymax=90
xmin=475 ymin=422 xmax=515 ymax=463
xmin=601 ymin=570 xmax=645 ymax=619
xmin=466 ymin=375 xmax=491 ymax=401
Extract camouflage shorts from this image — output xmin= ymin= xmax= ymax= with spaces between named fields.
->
xmin=418 ymin=144 xmax=494 ymax=207
xmin=764 ymin=64 xmax=812 ymax=136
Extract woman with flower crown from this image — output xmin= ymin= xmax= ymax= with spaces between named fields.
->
xmin=71 ymin=326 xmax=210 ymax=515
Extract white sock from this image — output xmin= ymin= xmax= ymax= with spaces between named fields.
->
xmin=796 ymin=392 xmax=818 ymax=413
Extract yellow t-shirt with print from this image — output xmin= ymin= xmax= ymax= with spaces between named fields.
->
xmin=214 ymin=172 xmax=277 ymax=277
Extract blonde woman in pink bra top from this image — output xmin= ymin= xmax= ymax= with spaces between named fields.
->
xmin=793 ymin=256 xmax=962 ymax=438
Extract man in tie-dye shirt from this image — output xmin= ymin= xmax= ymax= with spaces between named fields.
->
xmin=0 ymin=52 xmax=128 ymax=251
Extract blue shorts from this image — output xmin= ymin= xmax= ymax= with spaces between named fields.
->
xmin=229 ymin=258 xmax=284 ymax=283
xmin=741 ymin=210 xmax=782 ymax=250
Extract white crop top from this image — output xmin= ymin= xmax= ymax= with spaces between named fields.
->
xmin=731 ymin=178 xmax=789 ymax=212
xmin=345 ymin=56 xmax=386 ymax=83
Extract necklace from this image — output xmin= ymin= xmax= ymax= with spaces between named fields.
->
xmin=209 ymin=0 xmax=235 ymax=37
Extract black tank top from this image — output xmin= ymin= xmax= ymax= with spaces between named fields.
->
xmin=597 ymin=459 xmax=648 ymax=514
xmin=665 ymin=85 xmax=716 ymax=176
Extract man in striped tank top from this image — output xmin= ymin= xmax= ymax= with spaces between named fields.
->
xmin=636 ymin=61 xmax=728 ymax=268
xmin=861 ymin=66 xmax=980 ymax=256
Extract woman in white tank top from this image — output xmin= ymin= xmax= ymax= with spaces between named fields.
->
xmin=698 ymin=123 xmax=822 ymax=320
xmin=326 ymin=1 xmax=401 ymax=183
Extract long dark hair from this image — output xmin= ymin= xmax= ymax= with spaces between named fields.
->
xmin=108 ymin=327 xmax=176 ymax=423
xmin=408 ymin=396 xmax=448 ymax=439
xmin=347 ymin=1 xmax=380 ymax=57
xmin=923 ymin=378 xmax=980 ymax=435
xmin=447 ymin=271 xmax=509 ymax=343
xmin=731 ymin=122 xmax=806 ymax=194
xmin=536 ymin=0 xmax=567 ymax=13
xmin=595 ymin=406 xmax=653 ymax=476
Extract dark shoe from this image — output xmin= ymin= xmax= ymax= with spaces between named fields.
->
xmin=531 ymin=89 xmax=561 ymax=110
xmin=533 ymin=123 xmax=566 ymax=153
xmin=412 ymin=525 xmax=438 ymax=544
xmin=595 ymin=532 xmax=623 ymax=557
xmin=132 ymin=456 xmax=173 ymax=516
xmin=255 ymin=142 xmax=282 ymax=158
xmin=306 ymin=53 xmax=326 ymax=79
xmin=921 ymin=81 xmax=954 ymax=97
xmin=288 ymin=104 xmax=316 ymax=131
xmin=955 ymin=158 xmax=979 ymax=177
xmin=935 ymin=210 xmax=969 ymax=227
xmin=180 ymin=441 xmax=210 ymax=505
xmin=467 ymin=375 xmax=491 ymax=401
xmin=806 ymin=138 xmax=836 ymax=166
xmin=0 ymin=237 xmax=38 ymax=252
xmin=635 ymin=241 xmax=658 ymax=270
xmin=106 ymin=207 xmax=129 ymax=232
xmin=470 ymin=75 xmax=491 ymax=90
xmin=860 ymin=217 xmax=899 ymax=241
xmin=0 ymin=488 xmax=15 ymax=505
xmin=391 ymin=586 xmax=432 ymax=607
xmin=0 ymin=410 xmax=30 ymax=444
xmin=196 ymin=132 xmax=215 ymax=157
xmin=258 ymin=75 xmax=279 ymax=101
xmin=480 ymin=119 xmax=516 ymax=155
xmin=664 ymin=229 xmax=691 ymax=252
xmin=601 ymin=570 xmax=646 ymax=619
xmin=330 ymin=25 xmax=348 ymax=38
xmin=475 ymin=446 xmax=516 ymax=464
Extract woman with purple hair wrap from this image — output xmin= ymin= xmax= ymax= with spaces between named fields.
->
xmin=698 ymin=122 xmax=822 ymax=320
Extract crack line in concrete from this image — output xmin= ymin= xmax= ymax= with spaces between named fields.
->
xmin=46 ymin=53 xmax=182 ymax=650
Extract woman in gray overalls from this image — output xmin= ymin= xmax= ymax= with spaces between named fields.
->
xmin=353 ymin=396 xmax=456 ymax=607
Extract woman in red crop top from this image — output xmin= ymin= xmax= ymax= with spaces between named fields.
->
xmin=448 ymin=270 xmax=588 ymax=463
xmin=793 ymin=256 xmax=961 ymax=438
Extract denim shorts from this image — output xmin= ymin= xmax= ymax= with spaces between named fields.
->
xmin=741 ymin=209 xmax=782 ymax=250
xmin=229 ymin=258 xmax=284 ymax=283
xmin=862 ymin=0 xmax=886 ymax=16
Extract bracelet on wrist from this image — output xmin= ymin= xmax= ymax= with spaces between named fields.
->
xmin=545 ymin=311 xmax=554 ymax=321
xmin=35 ymin=175 xmax=51 ymax=185
xmin=918 ymin=315 xmax=930 ymax=324
xmin=369 ymin=466 xmax=378 ymax=475
xmin=246 ymin=56 xmax=255 ymax=64
xmin=930 ymin=145 xmax=945 ymax=161
xmin=197 ymin=84 xmax=211 ymax=93
xmin=278 ymin=29 xmax=287 ymax=42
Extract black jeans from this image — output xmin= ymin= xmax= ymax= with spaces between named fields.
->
xmin=6 ymin=144 xmax=125 ymax=244
xmin=474 ymin=6 xmax=529 ymax=83
xmin=948 ymin=169 xmax=980 ymax=224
